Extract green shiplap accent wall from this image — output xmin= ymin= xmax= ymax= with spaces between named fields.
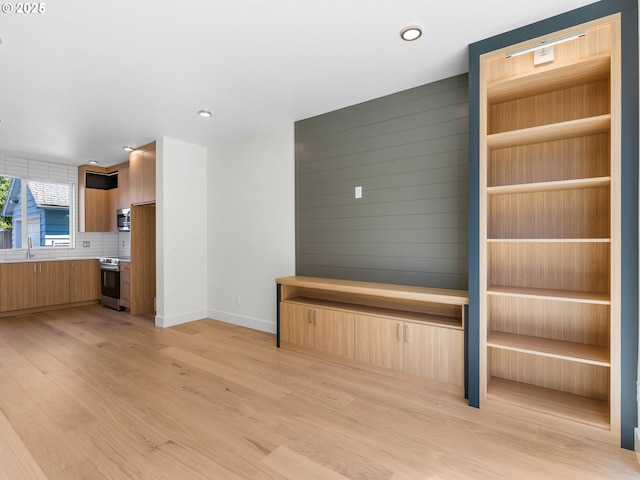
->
xmin=295 ymin=74 xmax=469 ymax=289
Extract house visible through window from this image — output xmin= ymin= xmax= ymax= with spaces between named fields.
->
xmin=0 ymin=177 xmax=73 ymax=249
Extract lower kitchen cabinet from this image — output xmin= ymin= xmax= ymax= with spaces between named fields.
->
xmin=355 ymin=315 xmax=464 ymax=386
xmin=0 ymin=259 xmax=100 ymax=314
xmin=0 ymin=262 xmax=38 ymax=312
xmin=0 ymin=261 xmax=70 ymax=311
xmin=120 ymin=261 xmax=130 ymax=309
xmin=38 ymin=261 xmax=70 ymax=307
xmin=69 ymin=260 xmax=100 ymax=303
xmin=280 ymin=302 xmax=355 ymax=359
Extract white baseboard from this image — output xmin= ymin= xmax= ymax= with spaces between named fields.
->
xmin=155 ymin=309 xmax=208 ymax=328
xmin=207 ymin=309 xmax=276 ymax=334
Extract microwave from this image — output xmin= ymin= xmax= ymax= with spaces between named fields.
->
xmin=117 ymin=208 xmax=130 ymax=232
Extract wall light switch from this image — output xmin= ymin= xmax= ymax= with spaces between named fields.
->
xmin=355 ymin=186 xmax=363 ymax=199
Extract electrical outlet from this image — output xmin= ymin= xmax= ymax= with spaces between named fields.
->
xmin=83 ymin=241 xmax=90 ymax=247
xmin=235 ymin=295 xmax=240 ymax=305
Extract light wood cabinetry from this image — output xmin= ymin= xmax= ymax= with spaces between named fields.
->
xmin=280 ymin=302 xmax=354 ymax=359
xmin=129 ymin=142 xmax=156 ymax=205
xmin=0 ymin=262 xmax=38 ymax=312
xmin=120 ymin=261 xmax=130 ymax=309
xmin=354 ymin=315 xmax=464 ymax=386
xmin=277 ymin=276 xmax=467 ymax=386
xmin=0 ymin=261 xmax=70 ymax=311
xmin=114 ymin=162 xmax=130 ymax=211
xmin=354 ymin=315 xmax=403 ymax=371
xmin=130 ymin=204 xmax=155 ymax=315
xmin=37 ymin=261 xmax=70 ymax=307
xmin=0 ymin=259 xmax=100 ymax=314
xmin=78 ymin=161 xmax=130 ymax=232
xmin=479 ymin=17 xmax=620 ymax=430
xmin=69 ymin=260 xmax=101 ymax=303
xmin=78 ymin=165 xmax=116 ymax=232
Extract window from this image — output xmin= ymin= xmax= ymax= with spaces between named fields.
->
xmin=0 ymin=176 xmax=74 ymax=250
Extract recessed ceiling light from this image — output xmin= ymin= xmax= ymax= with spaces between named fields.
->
xmin=197 ymin=109 xmax=213 ymax=118
xmin=400 ymin=25 xmax=422 ymax=41
xmin=122 ymin=146 xmax=134 ymax=152
xmin=88 ymin=159 xmax=98 ymax=165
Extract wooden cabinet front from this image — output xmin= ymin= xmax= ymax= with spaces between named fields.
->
xmin=120 ymin=262 xmax=130 ymax=309
xmin=79 ymin=166 xmax=120 ymax=232
xmin=130 ymin=142 xmax=156 ymax=205
xmin=69 ymin=260 xmax=100 ymax=303
xmin=0 ymin=262 xmax=38 ymax=312
xmin=117 ymin=164 xmax=130 ymax=210
xmin=280 ymin=302 xmax=354 ymax=359
xmin=0 ymin=261 xmax=72 ymax=312
xmin=404 ymin=323 xmax=463 ymax=386
xmin=355 ymin=314 xmax=464 ymax=386
xmin=355 ymin=315 xmax=403 ymax=371
xmin=313 ymin=308 xmax=354 ymax=358
xmin=280 ymin=303 xmax=314 ymax=350
xmin=84 ymin=188 xmax=110 ymax=232
xmin=38 ymin=261 xmax=70 ymax=307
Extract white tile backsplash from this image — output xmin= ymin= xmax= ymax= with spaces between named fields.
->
xmin=6 ymin=156 xmax=29 ymax=178
xmin=28 ymin=160 xmax=49 ymax=181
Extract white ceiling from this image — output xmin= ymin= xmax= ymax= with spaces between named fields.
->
xmin=0 ymin=0 xmax=597 ymax=167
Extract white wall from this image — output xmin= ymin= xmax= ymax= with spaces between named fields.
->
xmin=207 ymin=124 xmax=296 ymax=333
xmin=156 ymin=137 xmax=209 ymax=327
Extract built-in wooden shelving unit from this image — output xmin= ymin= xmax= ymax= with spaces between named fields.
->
xmin=479 ymin=15 xmax=621 ymax=434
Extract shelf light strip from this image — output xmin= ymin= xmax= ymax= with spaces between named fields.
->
xmin=505 ymin=31 xmax=586 ymax=58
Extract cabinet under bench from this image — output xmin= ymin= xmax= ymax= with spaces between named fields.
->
xmin=275 ymin=276 xmax=469 ymax=387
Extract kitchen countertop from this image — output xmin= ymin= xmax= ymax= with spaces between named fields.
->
xmin=0 ymin=256 xmax=120 ymax=264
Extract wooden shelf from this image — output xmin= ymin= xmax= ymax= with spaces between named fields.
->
xmin=487 ymin=115 xmax=610 ymax=150
xmin=283 ymin=297 xmax=462 ymax=330
xmin=487 ymin=377 xmax=610 ymax=429
xmin=487 ymin=176 xmax=610 ymax=195
xmin=487 ymin=238 xmax=610 ymax=243
xmin=487 ymin=286 xmax=610 ymax=304
xmin=487 ymin=54 xmax=611 ymax=104
xmin=276 ymin=276 xmax=468 ymax=306
xmin=487 ymin=331 xmax=609 ymax=366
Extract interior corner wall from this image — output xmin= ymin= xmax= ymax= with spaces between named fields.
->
xmin=156 ymin=136 xmax=209 ymax=327
xmin=207 ymin=124 xmax=296 ymax=334
xmin=295 ymin=74 xmax=469 ymax=289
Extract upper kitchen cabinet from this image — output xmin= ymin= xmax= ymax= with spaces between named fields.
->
xmin=78 ymin=165 xmax=117 ymax=232
xmin=469 ymin=0 xmax=638 ymax=449
xmin=78 ymin=161 xmax=131 ymax=232
xmin=129 ymin=142 xmax=156 ymax=205
xmin=116 ymin=163 xmax=130 ymax=210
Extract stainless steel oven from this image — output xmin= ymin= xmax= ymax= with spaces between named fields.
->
xmin=100 ymin=257 xmax=123 ymax=310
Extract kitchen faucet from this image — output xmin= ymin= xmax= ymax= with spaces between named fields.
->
xmin=26 ymin=235 xmax=34 ymax=258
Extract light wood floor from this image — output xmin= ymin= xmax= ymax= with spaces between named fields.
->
xmin=0 ymin=305 xmax=638 ymax=479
